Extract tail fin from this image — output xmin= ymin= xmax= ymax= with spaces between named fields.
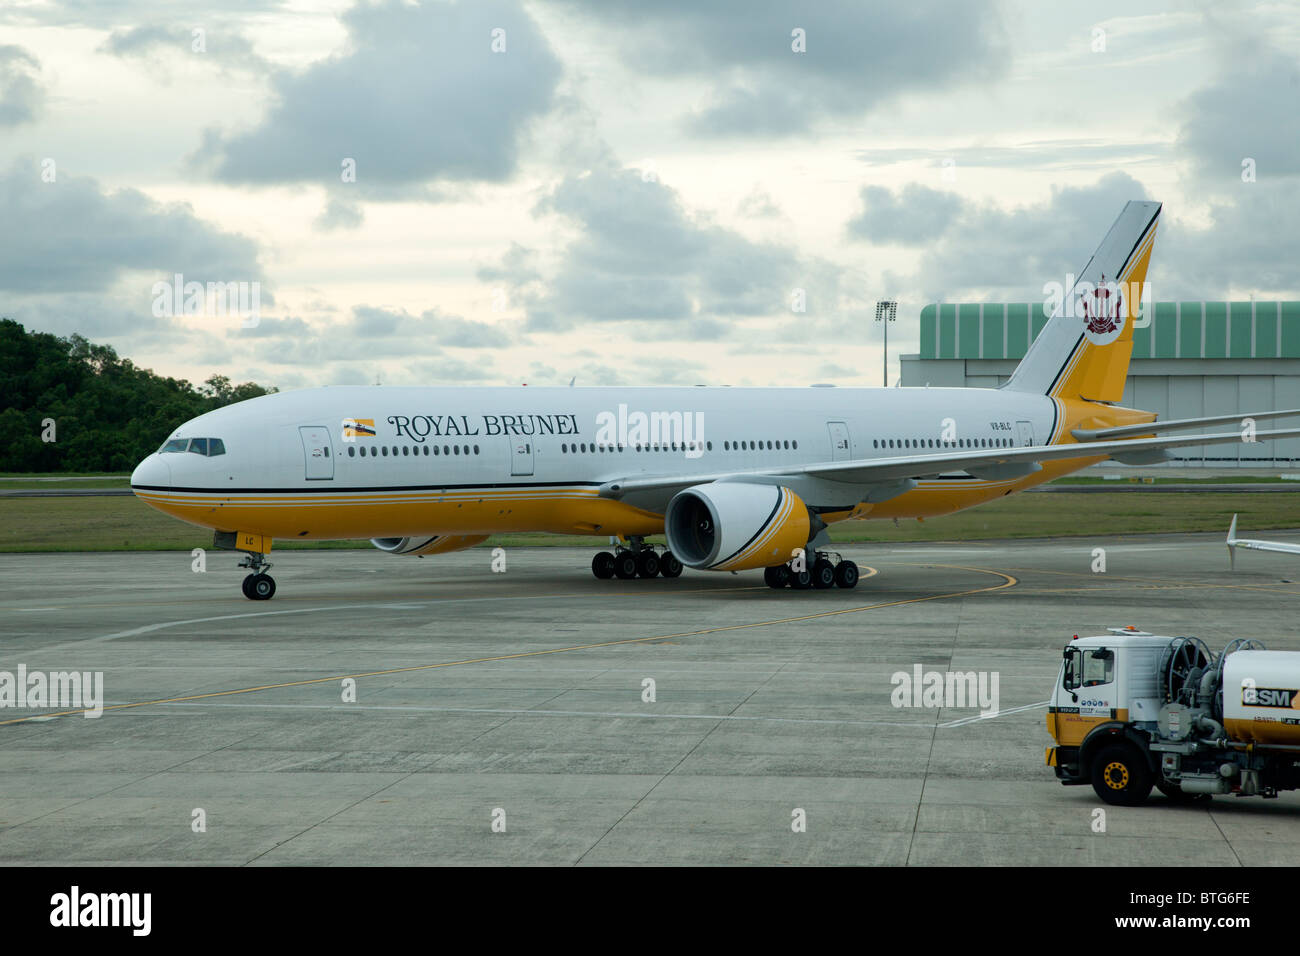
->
xmin=1003 ymin=200 xmax=1161 ymax=402
xmin=1228 ymin=513 xmax=1238 ymax=571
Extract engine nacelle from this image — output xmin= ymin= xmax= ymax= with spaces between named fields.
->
xmin=370 ymin=534 xmax=489 ymax=556
xmin=665 ymin=482 xmax=810 ymax=571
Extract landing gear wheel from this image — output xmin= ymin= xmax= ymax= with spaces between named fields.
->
xmin=592 ymin=551 xmax=616 ymax=579
xmin=636 ymin=550 xmax=661 ymax=578
xmin=764 ymin=565 xmax=790 ymax=588
xmin=1156 ymin=779 xmax=1212 ymax=804
xmin=811 ymin=558 xmax=836 ymax=589
xmin=613 ymin=552 xmax=639 ymax=579
xmin=1090 ymin=744 xmax=1153 ymax=806
xmin=834 ymin=560 xmax=859 ymax=589
xmin=789 ymin=566 xmax=812 ymax=589
xmin=247 ymin=573 xmax=276 ymax=601
xmin=660 ymin=552 xmax=683 ymax=578
xmin=241 ymin=574 xmax=256 ymax=600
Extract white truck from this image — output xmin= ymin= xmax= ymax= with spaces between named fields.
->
xmin=1046 ymin=627 xmax=1300 ymax=805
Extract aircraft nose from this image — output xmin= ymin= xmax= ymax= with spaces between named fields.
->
xmin=130 ymin=454 xmax=171 ymax=491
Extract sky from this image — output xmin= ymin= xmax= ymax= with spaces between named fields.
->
xmin=2 ymin=0 xmax=1298 ymax=391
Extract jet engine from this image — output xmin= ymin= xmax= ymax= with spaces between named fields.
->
xmin=664 ymin=482 xmax=811 ymax=571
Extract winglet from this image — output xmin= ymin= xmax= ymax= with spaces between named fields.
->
xmin=1228 ymin=513 xmax=1238 ymax=571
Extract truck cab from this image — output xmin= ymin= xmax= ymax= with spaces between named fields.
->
xmin=1048 ymin=628 xmax=1185 ymax=805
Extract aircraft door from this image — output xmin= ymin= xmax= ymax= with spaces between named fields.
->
xmin=299 ymin=426 xmax=334 ymax=480
xmin=510 ymin=438 xmax=534 ymax=476
xmin=1016 ymin=420 xmax=1035 ymax=447
xmin=827 ymin=421 xmax=852 ymax=461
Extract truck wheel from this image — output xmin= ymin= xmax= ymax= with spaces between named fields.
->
xmin=1090 ymin=744 xmax=1153 ymax=807
xmin=1156 ymin=780 xmax=1212 ymax=804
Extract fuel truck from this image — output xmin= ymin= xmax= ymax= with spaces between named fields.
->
xmin=1045 ymin=627 xmax=1300 ymax=806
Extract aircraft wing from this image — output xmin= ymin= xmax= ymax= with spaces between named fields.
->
xmin=1226 ymin=513 xmax=1300 ymax=570
xmin=599 ymin=427 xmax=1300 ymax=501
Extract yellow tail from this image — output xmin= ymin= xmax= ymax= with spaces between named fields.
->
xmin=1004 ymin=201 xmax=1161 ymax=404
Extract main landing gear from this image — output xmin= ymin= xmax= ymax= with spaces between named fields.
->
xmin=591 ymin=538 xmax=683 ymax=581
xmin=763 ymin=551 xmax=859 ymax=590
xmin=238 ymin=551 xmax=276 ymax=601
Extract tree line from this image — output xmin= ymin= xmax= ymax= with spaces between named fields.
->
xmin=0 ymin=318 xmax=276 ymax=473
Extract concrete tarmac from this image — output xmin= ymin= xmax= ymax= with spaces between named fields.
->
xmin=2 ymin=534 xmax=1300 ymax=866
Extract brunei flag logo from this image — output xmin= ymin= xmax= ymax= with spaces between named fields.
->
xmin=342 ymin=418 xmax=377 ymax=439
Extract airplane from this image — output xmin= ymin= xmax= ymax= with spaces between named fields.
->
xmin=130 ymin=200 xmax=1300 ymax=600
xmin=1226 ymin=513 xmax=1300 ymax=570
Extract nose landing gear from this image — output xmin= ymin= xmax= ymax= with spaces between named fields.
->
xmin=237 ymin=551 xmax=276 ymax=600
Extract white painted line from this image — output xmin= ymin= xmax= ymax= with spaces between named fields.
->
xmin=34 ymin=591 xmax=647 ymax=654
xmin=884 ymin=549 xmax=990 ymax=554
xmin=136 ymin=698 xmax=934 ymax=730
xmin=939 ymin=699 xmax=1050 ymax=728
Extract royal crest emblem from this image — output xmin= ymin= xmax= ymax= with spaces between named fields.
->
xmin=1078 ymin=273 xmax=1126 ymax=345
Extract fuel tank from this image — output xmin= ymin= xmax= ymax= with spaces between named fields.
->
xmin=1222 ymin=650 xmax=1300 ymax=745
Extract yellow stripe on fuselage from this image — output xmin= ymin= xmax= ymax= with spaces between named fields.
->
xmin=135 ymin=485 xmax=665 ymax=539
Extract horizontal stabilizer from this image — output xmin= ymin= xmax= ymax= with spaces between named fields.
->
xmin=1074 ymin=408 xmax=1300 ymax=442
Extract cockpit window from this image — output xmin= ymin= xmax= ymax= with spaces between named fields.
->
xmin=159 ymin=437 xmax=226 ymax=456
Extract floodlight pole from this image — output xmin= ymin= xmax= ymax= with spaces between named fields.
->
xmin=875 ymin=300 xmax=897 ymax=387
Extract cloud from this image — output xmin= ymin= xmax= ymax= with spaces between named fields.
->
xmin=483 ymin=164 xmax=803 ymax=332
xmin=545 ymin=0 xmax=1006 ymax=136
xmin=856 ymin=140 xmax=1172 ymax=172
xmin=313 ymin=196 xmax=365 ymax=231
xmin=337 ymin=305 xmax=517 ymax=352
xmin=0 ymin=160 xmax=265 ymax=295
xmin=1158 ymin=181 xmax=1300 ymax=297
xmin=100 ymin=24 xmax=269 ymax=73
xmin=1176 ymin=50 xmax=1300 ymax=184
xmin=852 ymin=169 xmax=1300 ymax=302
xmin=202 ymin=0 xmax=562 ymax=195
xmin=855 ymin=172 xmax=1151 ymax=301
xmin=0 ymin=0 xmax=289 ymax=28
xmin=0 ymin=45 xmax=44 ymax=126
xmin=737 ymin=187 xmax=782 ymax=219
xmin=846 ymin=184 xmax=963 ymax=244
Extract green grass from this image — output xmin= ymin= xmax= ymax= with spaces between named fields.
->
xmin=1048 ymin=475 xmax=1300 ymax=485
xmin=4 ymin=492 xmax=1300 ymax=552
xmin=0 ymin=477 xmax=131 ymax=489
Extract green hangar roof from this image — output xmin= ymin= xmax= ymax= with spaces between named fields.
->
xmin=918 ymin=302 xmax=1300 ymax=361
